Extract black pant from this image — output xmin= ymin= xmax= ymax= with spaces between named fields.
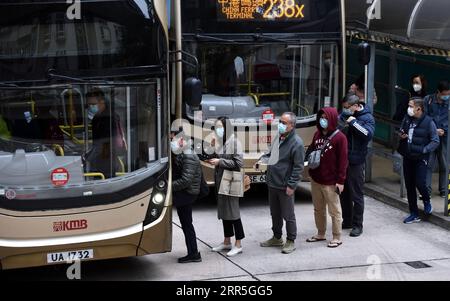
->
xmin=176 ymin=204 xmax=198 ymax=256
xmin=223 ymin=219 xmax=245 ymax=240
xmin=403 ymin=157 xmax=430 ymax=215
xmin=341 ymin=164 xmax=365 ymax=228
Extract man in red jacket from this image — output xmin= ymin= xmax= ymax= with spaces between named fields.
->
xmin=306 ymin=107 xmax=348 ymax=248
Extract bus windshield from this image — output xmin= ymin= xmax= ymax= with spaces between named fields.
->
xmin=0 ymin=0 xmax=165 ymax=83
xmin=184 ymin=42 xmax=338 ymax=119
xmin=0 ymin=83 xmax=164 ymax=204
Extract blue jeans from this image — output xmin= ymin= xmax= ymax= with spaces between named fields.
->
xmin=426 ymin=137 xmax=447 ymax=195
xmin=403 ymin=157 xmax=430 ymax=215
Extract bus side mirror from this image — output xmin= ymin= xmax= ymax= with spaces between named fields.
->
xmin=358 ymin=42 xmax=371 ymax=65
xmin=184 ymin=77 xmax=202 ymax=107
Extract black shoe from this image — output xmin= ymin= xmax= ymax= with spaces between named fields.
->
xmin=178 ymin=252 xmax=202 ymax=263
xmin=350 ymin=227 xmax=363 ymax=237
xmin=342 ymin=223 xmax=353 ymax=230
xmin=440 ymin=192 xmax=446 ymax=198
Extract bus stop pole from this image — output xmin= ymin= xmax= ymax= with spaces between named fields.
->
xmin=446 ymin=106 xmax=450 ymax=216
xmin=365 ymin=43 xmax=376 ymax=183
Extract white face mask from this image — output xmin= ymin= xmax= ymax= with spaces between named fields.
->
xmin=215 ymin=127 xmax=224 ymax=138
xmin=413 ymin=84 xmax=422 ymax=93
xmin=170 ymin=140 xmax=180 ymax=152
xmin=407 ymin=107 xmax=415 ymax=117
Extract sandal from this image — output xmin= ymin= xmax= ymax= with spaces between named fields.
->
xmin=327 ymin=240 xmax=343 ymax=248
xmin=306 ymin=236 xmax=326 ymax=243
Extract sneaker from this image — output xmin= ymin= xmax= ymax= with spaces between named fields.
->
xmin=260 ymin=237 xmax=284 ymax=247
xmin=226 ymin=246 xmax=243 ymax=257
xmin=403 ymin=214 xmax=421 ymax=224
xmin=178 ymin=252 xmax=202 ymax=263
xmin=350 ymin=227 xmax=363 ymax=237
xmin=424 ymin=202 xmax=433 ymax=215
xmin=439 ymin=192 xmax=446 ymax=198
xmin=281 ymin=239 xmax=296 ymax=254
xmin=212 ymin=243 xmax=232 ymax=252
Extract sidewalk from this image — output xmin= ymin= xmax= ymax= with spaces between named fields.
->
xmin=364 ymin=145 xmax=450 ymax=230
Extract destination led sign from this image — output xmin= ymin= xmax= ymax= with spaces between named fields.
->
xmin=217 ymin=0 xmax=307 ymax=21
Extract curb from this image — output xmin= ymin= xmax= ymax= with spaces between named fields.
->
xmin=364 ymin=183 xmax=450 ymax=231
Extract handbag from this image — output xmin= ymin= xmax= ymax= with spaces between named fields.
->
xmin=218 ymin=169 xmax=244 ymax=197
xmin=308 ymin=130 xmax=339 ymax=170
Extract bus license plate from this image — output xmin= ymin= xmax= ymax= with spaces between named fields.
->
xmin=47 ymin=249 xmax=94 ymax=263
xmin=250 ymin=175 xmax=266 ymax=183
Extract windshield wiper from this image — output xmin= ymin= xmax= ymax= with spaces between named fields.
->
xmin=0 ymin=82 xmax=18 ymax=87
xmin=252 ymin=34 xmax=291 ymax=44
xmin=47 ymin=69 xmax=109 ymax=83
xmin=194 ymin=34 xmax=237 ymax=44
xmin=48 ymin=66 xmax=164 ymax=83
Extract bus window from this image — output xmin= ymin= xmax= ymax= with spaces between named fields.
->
xmin=183 ymin=43 xmax=338 ymax=120
xmin=0 ymin=83 xmax=160 ymax=200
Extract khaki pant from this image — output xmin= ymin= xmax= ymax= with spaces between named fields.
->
xmin=311 ymin=179 xmax=342 ymax=240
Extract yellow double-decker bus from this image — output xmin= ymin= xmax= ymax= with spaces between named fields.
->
xmin=0 ymin=0 xmax=173 ymax=270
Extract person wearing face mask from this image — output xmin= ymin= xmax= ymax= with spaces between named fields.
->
xmin=424 ymin=80 xmax=450 ymax=199
xmin=170 ymin=127 xmax=202 ymax=263
xmin=306 ymin=107 xmax=348 ymax=248
xmin=209 ymin=116 xmax=245 ymax=257
xmin=258 ymin=112 xmax=304 ymax=254
xmin=393 ymin=74 xmax=428 ymax=122
xmin=398 ymin=98 xmax=439 ymax=223
xmin=338 ymin=93 xmax=375 ymax=237
xmin=85 ymin=88 xmax=124 ymax=179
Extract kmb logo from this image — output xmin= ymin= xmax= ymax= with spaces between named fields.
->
xmin=53 ymin=219 xmax=88 ymax=232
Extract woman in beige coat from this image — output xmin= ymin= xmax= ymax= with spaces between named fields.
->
xmin=208 ymin=116 xmax=244 ymax=257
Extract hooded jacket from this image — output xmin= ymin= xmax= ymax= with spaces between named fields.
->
xmin=308 ymin=107 xmax=349 ymax=186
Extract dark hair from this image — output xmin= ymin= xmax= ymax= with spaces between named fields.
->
xmin=410 ymin=97 xmax=424 ymax=110
xmin=86 ymin=87 xmax=106 ymax=101
xmin=437 ymin=80 xmax=450 ymax=93
xmin=354 ymin=74 xmax=365 ymax=91
xmin=170 ymin=126 xmax=184 ymax=136
xmin=216 ymin=116 xmax=234 ymax=141
xmin=411 ymin=74 xmax=427 ymax=89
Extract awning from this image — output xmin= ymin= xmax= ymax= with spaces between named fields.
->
xmin=346 ymin=0 xmax=450 ymax=55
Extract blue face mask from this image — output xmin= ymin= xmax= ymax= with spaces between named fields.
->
xmin=320 ymin=118 xmax=328 ymax=129
xmin=278 ymin=123 xmax=287 ymax=135
xmin=441 ymin=95 xmax=450 ymax=102
xmin=342 ymin=108 xmax=354 ymax=116
xmin=215 ymin=127 xmax=224 ymax=138
xmin=89 ymin=104 xmax=99 ymax=115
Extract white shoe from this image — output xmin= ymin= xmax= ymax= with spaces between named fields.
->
xmin=212 ymin=243 xmax=232 ymax=252
xmin=226 ymin=246 xmax=243 ymax=257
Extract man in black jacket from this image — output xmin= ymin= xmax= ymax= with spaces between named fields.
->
xmin=171 ymin=128 xmax=202 ymax=263
xmin=398 ymin=98 xmax=439 ymax=224
xmin=86 ymin=88 xmax=123 ymax=179
xmin=339 ymin=93 xmax=375 ymax=237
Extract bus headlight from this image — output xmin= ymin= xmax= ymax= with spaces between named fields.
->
xmin=152 ymin=193 xmax=165 ymax=205
xmin=156 ymin=180 xmax=166 ymax=190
